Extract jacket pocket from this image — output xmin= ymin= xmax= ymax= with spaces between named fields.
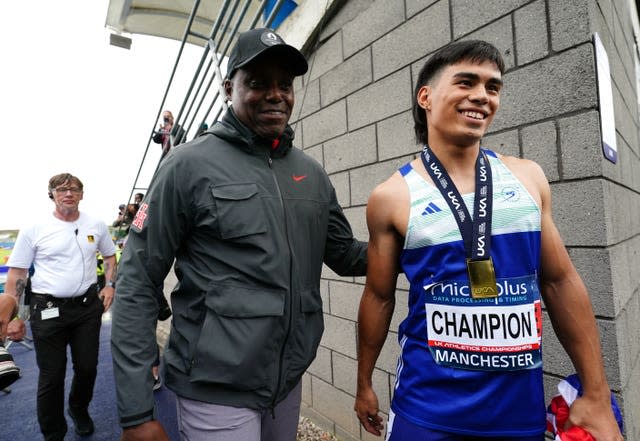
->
xmin=211 ymin=183 xmax=267 ymax=239
xmin=288 ymin=288 xmax=324 ymax=378
xmin=190 ymin=283 xmax=285 ymax=391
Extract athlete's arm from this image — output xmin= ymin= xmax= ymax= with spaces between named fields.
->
xmin=355 ymin=175 xmax=405 ymax=437
xmin=535 ymin=163 xmax=623 ymax=441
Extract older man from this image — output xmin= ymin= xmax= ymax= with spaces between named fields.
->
xmin=112 ymin=28 xmax=367 ymax=441
xmin=2 ymin=172 xmax=117 ymax=440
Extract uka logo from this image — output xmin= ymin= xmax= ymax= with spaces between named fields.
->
xmin=477 ymin=229 xmax=486 ymax=256
xmin=479 ymin=160 xmax=487 ymax=182
xmin=447 ymin=191 xmax=461 ymax=210
xmin=429 ymin=162 xmax=442 ymax=180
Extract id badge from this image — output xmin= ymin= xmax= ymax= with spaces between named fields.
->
xmin=467 ymin=258 xmax=498 ymax=298
xmin=41 ymin=307 xmax=60 ymax=320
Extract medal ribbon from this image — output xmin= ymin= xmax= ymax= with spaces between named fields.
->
xmin=420 ymin=144 xmax=493 ymax=261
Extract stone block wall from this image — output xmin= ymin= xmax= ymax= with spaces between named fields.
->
xmin=286 ymin=0 xmax=640 ymax=439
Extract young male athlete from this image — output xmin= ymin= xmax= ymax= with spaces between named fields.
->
xmin=354 ymin=40 xmax=624 ymax=440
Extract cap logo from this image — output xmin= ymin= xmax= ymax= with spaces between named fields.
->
xmin=260 ymin=31 xmax=283 ymax=46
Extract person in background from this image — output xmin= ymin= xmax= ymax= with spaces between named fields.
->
xmin=124 ymin=203 xmax=139 ymax=224
xmin=153 ymin=111 xmax=185 ymax=160
xmin=353 ymin=40 xmax=623 ymax=441
xmin=96 ymin=253 xmax=105 ymax=291
xmin=113 ymin=203 xmax=139 ymax=239
xmin=1 ymin=173 xmax=117 ymax=440
xmin=152 ymin=110 xmax=174 ymax=160
xmin=112 ymin=204 xmax=126 ymax=227
xmin=112 ymin=28 xmax=367 ymax=441
xmin=134 ymin=193 xmax=145 ymax=204
xmin=112 ymin=203 xmax=131 ymax=242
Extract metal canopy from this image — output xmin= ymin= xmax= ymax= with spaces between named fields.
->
xmin=105 ymin=0 xmax=341 ymax=202
xmin=105 ymin=0 xmax=261 ymax=46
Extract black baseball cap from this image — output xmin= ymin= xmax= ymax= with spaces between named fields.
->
xmin=226 ymin=28 xmax=308 ymax=79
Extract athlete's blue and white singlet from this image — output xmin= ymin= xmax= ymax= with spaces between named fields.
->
xmin=391 ymin=149 xmax=546 ymax=437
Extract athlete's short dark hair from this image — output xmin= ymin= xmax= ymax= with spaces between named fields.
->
xmin=413 ymin=40 xmax=505 ymax=144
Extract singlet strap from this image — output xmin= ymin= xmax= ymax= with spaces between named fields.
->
xmin=399 ymin=163 xmax=413 ymax=177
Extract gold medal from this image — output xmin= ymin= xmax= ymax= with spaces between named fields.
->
xmin=467 ymin=258 xmax=498 ymax=298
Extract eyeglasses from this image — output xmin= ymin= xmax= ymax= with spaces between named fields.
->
xmin=53 ymin=187 xmax=82 ymax=194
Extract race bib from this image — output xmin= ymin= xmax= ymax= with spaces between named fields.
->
xmin=424 ymin=275 xmax=542 ymax=371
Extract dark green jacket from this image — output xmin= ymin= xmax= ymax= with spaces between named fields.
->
xmin=112 ymin=109 xmax=367 ymax=427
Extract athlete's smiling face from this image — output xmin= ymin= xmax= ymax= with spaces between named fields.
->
xmin=418 ymin=60 xmax=503 ymax=148
xmin=224 ymin=56 xmax=295 ymax=140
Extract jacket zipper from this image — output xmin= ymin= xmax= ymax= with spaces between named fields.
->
xmin=267 ymin=154 xmax=295 ymax=418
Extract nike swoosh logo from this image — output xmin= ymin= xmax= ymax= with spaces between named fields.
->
xmin=292 ymin=175 xmax=307 ymax=182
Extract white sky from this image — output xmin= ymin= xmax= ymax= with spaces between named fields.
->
xmin=0 ymin=1 xmax=204 ymax=230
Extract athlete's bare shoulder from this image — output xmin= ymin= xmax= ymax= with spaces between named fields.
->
xmin=368 ymin=171 xmax=408 ymax=214
xmin=367 ymin=170 xmax=410 ymax=236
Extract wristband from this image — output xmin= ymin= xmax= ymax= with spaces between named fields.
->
xmin=106 ymin=281 xmax=116 ymax=288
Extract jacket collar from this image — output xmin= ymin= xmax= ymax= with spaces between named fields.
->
xmin=211 ymin=107 xmax=294 ymax=158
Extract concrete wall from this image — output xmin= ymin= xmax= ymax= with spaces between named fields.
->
xmin=287 ymin=0 xmax=640 ymax=439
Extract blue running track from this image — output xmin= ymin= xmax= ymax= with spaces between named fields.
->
xmin=1 ymin=315 xmax=180 ymax=440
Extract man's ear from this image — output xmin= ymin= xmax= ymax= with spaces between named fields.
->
xmin=223 ymin=79 xmax=233 ymax=102
xmin=417 ymin=85 xmax=432 ymax=111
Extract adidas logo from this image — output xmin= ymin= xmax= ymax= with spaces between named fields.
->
xmin=422 ymin=202 xmax=442 ymax=216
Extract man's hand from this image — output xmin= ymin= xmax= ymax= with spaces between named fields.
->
xmin=120 ymin=421 xmax=170 ymax=441
xmin=355 ymin=385 xmax=384 ymax=436
xmin=568 ymin=394 xmax=624 ymax=441
xmin=7 ymin=318 xmax=26 ymax=342
xmin=99 ymin=286 xmax=115 ymax=312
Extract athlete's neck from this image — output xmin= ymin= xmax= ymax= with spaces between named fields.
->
xmin=427 ymin=140 xmax=480 ymax=176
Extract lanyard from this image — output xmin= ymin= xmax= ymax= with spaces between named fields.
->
xmin=420 ymin=144 xmax=493 ymax=261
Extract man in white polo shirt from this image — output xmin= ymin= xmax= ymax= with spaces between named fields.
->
xmin=2 ymin=172 xmax=117 ymax=441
